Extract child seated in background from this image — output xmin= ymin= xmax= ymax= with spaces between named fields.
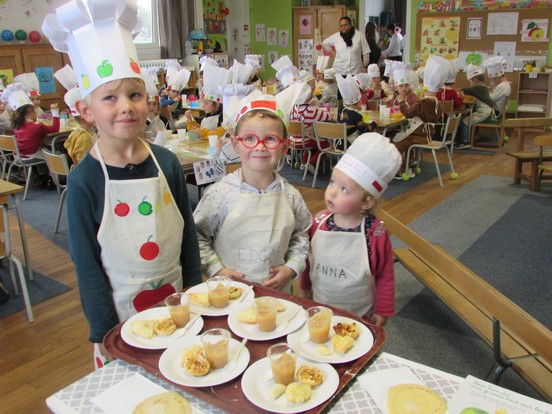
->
xmin=319 ymin=68 xmax=338 ymax=107
xmin=336 ymin=75 xmax=369 ymax=142
xmin=386 ymin=66 xmax=418 ymax=109
xmin=62 ymin=87 xmax=95 ymax=168
xmin=366 ymin=64 xmax=387 ymax=101
xmin=145 ymin=96 xmax=168 ymax=135
xmin=485 ymin=56 xmax=511 ymax=117
xmin=437 ymin=59 xmax=463 ymax=109
xmin=193 ymin=94 xmax=311 ymax=292
xmin=300 ymin=133 xmax=400 ymax=326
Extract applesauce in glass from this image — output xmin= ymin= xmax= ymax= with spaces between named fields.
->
xmin=200 ymin=328 xmax=230 ymax=369
xmin=267 ymin=343 xmax=296 ymax=386
xmin=307 ymin=306 xmax=333 ymax=344
xmin=207 ymin=276 xmax=231 ymax=308
xmin=164 ymin=293 xmax=190 ymax=328
xmin=254 ymin=297 xmax=278 ymax=332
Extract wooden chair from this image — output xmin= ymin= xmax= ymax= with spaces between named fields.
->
xmin=404 ymin=114 xmax=461 ymax=187
xmin=311 ymin=121 xmax=348 ymax=188
xmin=0 ymin=134 xmax=46 ymax=200
xmin=42 ymin=149 xmax=70 ymax=233
xmin=470 ymin=109 xmax=507 ymax=151
xmin=287 ymin=120 xmax=315 ymax=180
xmin=535 ymin=135 xmax=552 ymax=192
xmin=503 ymin=117 xmax=552 ymax=151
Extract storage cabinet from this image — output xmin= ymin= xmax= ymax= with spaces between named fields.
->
xmin=0 ymin=44 xmax=70 ymax=110
xmin=516 ymin=72 xmax=552 ymax=118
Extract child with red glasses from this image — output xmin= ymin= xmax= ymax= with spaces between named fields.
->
xmin=193 ymin=92 xmax=312 ymax=292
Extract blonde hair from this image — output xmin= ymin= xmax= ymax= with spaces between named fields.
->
xmin=82 ymin=78 xmax=146 ymax=105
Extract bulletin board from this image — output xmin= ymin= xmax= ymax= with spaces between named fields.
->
xmin=416 ymin=9 xmax=551 ymax=92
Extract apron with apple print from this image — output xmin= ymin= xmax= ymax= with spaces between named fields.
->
xmin=95 ymin=141 xmax=184 ymax=323
xmin=309 ymin=214 xmax=375 ymax=317
xmin=214 ymin=174 xmax=294 ymax=291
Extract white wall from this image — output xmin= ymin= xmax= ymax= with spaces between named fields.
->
xmin=0 ymin=0 xmax=67 ymax=36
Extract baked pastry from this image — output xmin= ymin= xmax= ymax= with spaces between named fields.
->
xmin=237 ymin=307 xmax=257 ymax=324
xmin=153 ymin=318 xmax=177 ymax=335
xmin=387 ymin=384 xmax=447 ymax=414
xmin=228 ymin=286 xmax=242 ymax=299
xmin=189 ymin=292 xmax=210 ymax=307
xmin=131 ymin=320 xmax=154 ymax=339
xmin=276 ymin=300 xmax=286 ymax=312
xmin=285 ymin=382 xmax=312 ymax=404
xmin=316 ymin=345 xmax=333 ymax=356
xmin=133 ymin=392 xmax=191 ymax=414
xmin=331 ymin=334 xmax=355 ymax=354
xmin=333 ymin=322 xmax=360 ymax=339
xmin=181 ymin=345 xmax=210 ymax=376
xmin=296 ymin=365 xmax=324 ymax=387
xmin=268 ymin=383 xmax=286 ymax=400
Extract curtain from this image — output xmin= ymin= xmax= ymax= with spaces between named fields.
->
xmin=392 ymin=0 xmax=406 ymax=33
xmin=158 ymin=0 xmax=195 ymax=59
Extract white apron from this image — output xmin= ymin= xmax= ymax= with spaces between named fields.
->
xmin=214 ymin=173 xmax=295 ymax=286
xmin=201 ymin=113 xmax=220 ymax=131
xmin=310 ymin=214 xmax=375 ymax=316
xmin=95 ymin=141 xmax=184 ymax=322
xmin=392 ymin=97 xmax=438 ymax=143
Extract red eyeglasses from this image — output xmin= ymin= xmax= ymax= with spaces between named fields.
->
xmin=236 ymin=134 xmax=285 ymax=149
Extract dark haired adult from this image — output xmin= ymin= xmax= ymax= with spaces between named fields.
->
xmin=322 ymin=16 xmax=370 ymax=76
xmin=365 ymin=21 xmax=381 ymax=65
xmin=380 ymin=23 xmax=403 ymax=62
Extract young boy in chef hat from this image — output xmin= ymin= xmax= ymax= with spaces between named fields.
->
xmin=193 ymin=83 xmax=312 ymax=292
xmin=367 ymin=63 xmax=387 ymax=101
xmin=456 ymin=64 xmax=494 ymax=148
xmin=161 ymin=65 xmax=191 ymax=126
xmin=43 ymin=0 xmax=201 ymax=369
xmin=13 ymin=72 xmax=46 ymax=118
xmin=300 ymin=133 xmax=401 ymax=325
xmin=336 ymin=75 xmax=369 ymax=142
xmin=484 ymin=55 xmax=511 ymax=117
xmin=437 ymin=58 xmax=463 ymax=109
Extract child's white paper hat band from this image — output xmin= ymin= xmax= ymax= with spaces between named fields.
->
xmin=467 ymin=64 xmax=484 ymax=80
xmin=202 ymin=64 xmax=231 ymax=102
xmin=13 ymin=73 xmax=40 ymax=96
xmin=42 ymin=0 xmax=143 ymax=99
xmin=334 ymin=133 xmax=401 ymax=199
xmin=484 ymin=56 xmax=506 ymax=78
xmin=337 ymin=75 xmax=361 ymax=105
xmin=423 ymin=55 xmax=448 ymax=93
xmin=1 ymin=83 xmax=33 ymax=111
xmin=367 ymin=64 xmax=380 ymax=78
xmin=64 ymin=87 xmax=82 ymax=116
xmin=54 ymin=64 xmax=79 ymax=91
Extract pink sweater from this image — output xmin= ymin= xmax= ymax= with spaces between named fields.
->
xmin=15 ymin=118 xmax=60 ymax=157
xmin=300 ymin=210 xmax=396 ymax=317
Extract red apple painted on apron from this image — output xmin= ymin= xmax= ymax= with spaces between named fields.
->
xmin=114 ymin=200 xmax=130 ymax=217
xmin=140 ymin=235 xmax=159 ymax=260
xmin=132 ymin=280 xmax=176 ymax=312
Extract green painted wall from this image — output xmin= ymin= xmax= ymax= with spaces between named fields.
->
xmin=409 ymin=2 xmax=552 ymax=66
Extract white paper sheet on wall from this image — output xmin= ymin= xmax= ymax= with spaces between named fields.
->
xmin=493 ymin=41 xmax=516 ymax=72
xmin=487 ymin=12 xmax=518 ymax=35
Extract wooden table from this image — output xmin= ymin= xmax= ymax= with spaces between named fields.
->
xmin=359 ymin=110 xmax=408 ymax=136
xmin=172 ymin=136 xmax=210 ymax=175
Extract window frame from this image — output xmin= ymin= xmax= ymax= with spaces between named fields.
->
xmin=135 ymin=0 xmax=162 ymax=60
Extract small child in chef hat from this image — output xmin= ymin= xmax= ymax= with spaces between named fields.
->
xmin=484 ymin=56 xmax=511 ymax=117
xmin=43 ymin=0 xmax=201 ymax=369
xmin=193 ymin=83 xmax=312 ymax=292
xmin=366 ymin=63 xmax=387 ymax=101
xmin=387 ymin=64 xmax=419 ymax=109
xmin=336 ymin=75 xmax=369 ymax=142
xmin=319 ymin=68 xmax=338 ymax=107
xmin=437 ymin=58 xmax=463 ymax=109
xmin=13 ymin=72 xmax=46 ymax=118
xmin=300 ymin=132 xmax=401 ymax=326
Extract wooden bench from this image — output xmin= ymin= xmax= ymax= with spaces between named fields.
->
xmin=377 ymin=208 xmax=552 ymax=401
xmin=505 ymin=147 xmax=552 ymax=191
xmin=503 ymin=117 xmax=552 ymax=151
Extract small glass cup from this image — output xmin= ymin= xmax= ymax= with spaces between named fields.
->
xmin=307 ymin=306 xmax=333 ymax=344
xmin=208 ymin=135 xmax=219 ymax=147
xmin=200 ymin=328 xmax=230 ymax=369
xmin=254 ymin=297 xmax=278 ymax=332
xmin=177 ymin=129 xmax=187 ymax=142
xmin=207 ymin=276 xmax=231 ymax=308
xmin=164 ymin=293 xmax=190 ymax=328
xmin=267 ymin=343 xmax=296 ymax=386
xmin=360 ymin=103 xmax=367 ymax=112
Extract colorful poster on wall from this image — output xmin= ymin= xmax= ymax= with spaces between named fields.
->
xmin=36 ymin=66 xmax=55 ymax=94
xmin=420 ymin=16 xmax=460 ymax=66
xmin=267 ymin=27 xmax=277 ymax=46
xmin=521 ymin=19 xmax=549 ymax=42
xmin=297 ymin=39 xmax=314 ymax=71
xmin=255 ymin=24 xmax=265 ymax=42
xmin=279 ymin=30 xmax=289 ymax=48
xmin=457 ymin=51 xmax=489 ymax=71
xmin=299 ymin=15 xmax=312 ymax=35
xmin=0 ymin=69 xmax=14 ymax=88
xmin=202 ymin=0 xmax=227 ymax=51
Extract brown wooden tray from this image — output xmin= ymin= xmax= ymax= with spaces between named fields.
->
xmin=104 ymin=283 xmax=385 ymax=414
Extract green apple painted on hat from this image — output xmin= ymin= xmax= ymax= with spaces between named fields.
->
xmin=97 ymin=59 xmax=114 ymax=78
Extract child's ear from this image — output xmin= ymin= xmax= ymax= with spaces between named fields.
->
xmin=230 ymin=133 xmax=240 ymax=151
xmin=76 ymin=100 xmax=94 ymax=124
xmin=280 ymin=138 xmax=290 ymax=154
xmin=361 ymin=195 xmax=376 ymax=212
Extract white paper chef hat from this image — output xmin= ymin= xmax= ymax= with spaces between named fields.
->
xmin=13 ymin=73 xmax=40 ymax=97
xmin=336 ymin=75 xmax=361 ymax=105
xmin=384 ymin=59 xmax=401 ymax=77
xmin=276 ymin=65 xmax=299 ymax=88
xmin=140 ymin=67 xmax=159 ymax=98
xmin=335 ymin=133 xmax=401 ymax=199
xmin=367 ymin=64 xmax=381 ymax=78
xmin=230 ymin=59 xmax=255 ymax=85
xmin=392 ymin=67 xmax=409 ymax=85
xmin=354 ymin=73 xmax=371 ymax=90
xmin=220 ymin=84 xmax=257 ymax=129
xmin=444 ymin=58 xmax=458 ymax=84
xmin=324 ymin=68 xmax=336 ymax=80
xmin=316 ymin=55 xmax=330 ymax=73
xmin=199 ymin=56 xmax=219 ymax=73
xmin=202 ymin=64 xmax=231 ymax=103
xmin=166 ymin=66 xmax=191 ymax=92
xmin=42 ymin=0 xmax=143 ymax=99
xmin=484 ymin=55 xmax=506 ymax=78
xmin=271 ymin=55 xmax=294 ymax=72
xmin=244 ymin=54 xmax=262 ymax=70
xmin=64 ymin=87 xmax=82 ymax=116
xmin=467 ymin=64 xmax=484 ymax=80
xmin=54 ymin=65 xmax=79 ymax=91
xmin=423 ymin=55 xmax=448 ymax=93
xmin=1 ymin=83 xmax=33 ymax=111
xmin=298 ymin=70 xmax=315 ymax=83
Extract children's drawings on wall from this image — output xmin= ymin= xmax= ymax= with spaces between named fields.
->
xmin=268 ymin=51 xmax=278 ymax=65
xmin=36 ymin=66 xmax=55 ymax=94
xmin=521 ymin=18 xmax=549 ymax=42
xmin=420 ymin=16 xmax=460 ymax=66
xmin=279 ymin=30 xmax=289 ymax=48
xmin=267 ymin=27 xmax=277 ymax=46
xmin=255 ymin=24 xmax=265 ymax=42
xmin=297 ymin=39 xmax=314 ymax=71
xmin=493 ymin=41 xmax=516 ymax=72
xmin=467 ymin=17 xmax=482 ymax=39
xmin=193 ymin=159 xmax=225 ymax=186
xmin=487 ymin=12 xmax=518 ymax=35
xmin=299 ymin=15 xmax=312 ymax=35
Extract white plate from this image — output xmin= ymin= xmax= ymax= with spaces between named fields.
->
xmin=241 ymin=357 xmax=339 ymax=414
xmin=159 ymin=336 xmax=250 ymax=387
xmin=121 ymin=307 xmax=204 ymax=350
xmin=287 ymin=315 xmax=374 ymax=364
xmin=228 ymin=299 xmax=306 ymax=341
xmin=187 ymin=281 xmax=255 ymax=316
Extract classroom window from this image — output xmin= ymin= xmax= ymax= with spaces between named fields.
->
xmin=135 ymin=0 xmax=162 ymax=60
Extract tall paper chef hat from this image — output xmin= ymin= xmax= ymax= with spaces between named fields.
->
xmin=42 ymin=0 xmax=143 ymax=99
xmin=64 ymin=87 xmax=82 ymax=116
xmin=484 ymin=55 xmax=506 ymax=78
xmin=423 ymin=55 xmax=448 ymax=93
xmin=337 ymin=75 xmax=361 ymax=105
xmin=230 ymin=59 xmax=254 ymax=85
xmin=367 ymin=63 xmax=381 ymax=78
xmin=140 ymin=67 xmax=159 ymax=99
xmin=54 ymin=65 xmax=79 ymax=91
xmin=13 ymin=73 xmax=41 ymax=97
xmin=467 ymin=64 xmax=484 ymax=80
xmin=244 ymin=54 xmax=262 ymax=71
xmin=316 ymin=55 xmax=330 ymax=73
xmin=166 ymin=66 xmax=191 ymax=92
xmin=324 ymin=68 xmax=336 ymax=80
xmin=202 ymin=64 xmax=231 ymax=102
xmin=1 ymin=83 xmax=33 ymax=111
xmin=334 ymin=133 xmax=401 ymax=199
xmin=354 ymin=73 xmax=371 ymax=90
xmin=444 ymin=58 xmax=458 ymax=84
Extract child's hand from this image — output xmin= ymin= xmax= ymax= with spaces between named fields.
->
xmin=263 ymin=265 xmax=295 ymax=291
xmin=364 ymin=313 xmax=388 ymax=327
xmin=215 ymin=268 xmax=245 ymax=278
xmin=184 ymin=110 xmax=194 ymax=122
xmin=50 ymin=103 xmax=59 ymax=110
xmin=191 ymin=126 xmax=201 ymax=135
